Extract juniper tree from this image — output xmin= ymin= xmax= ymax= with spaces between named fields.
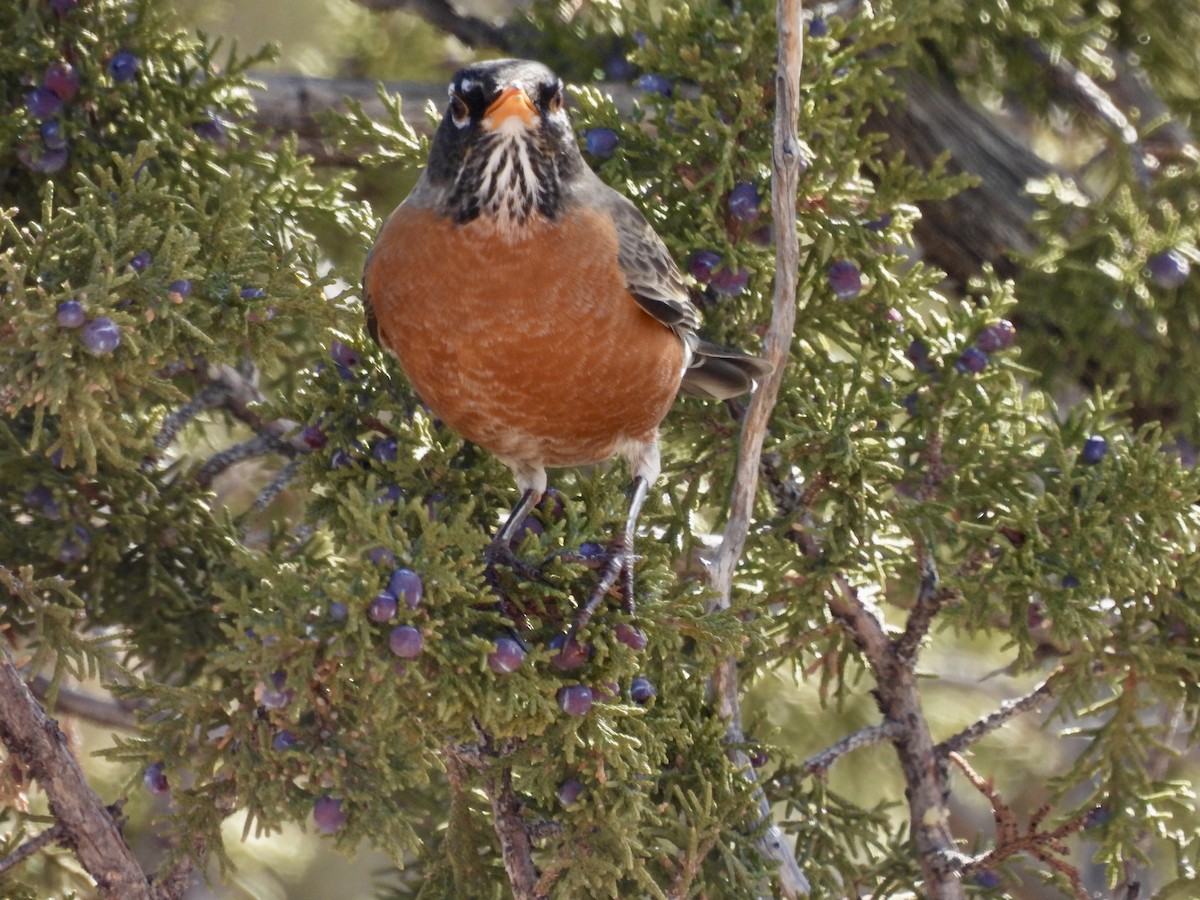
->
xmin=3 ymin=0 xmax=1200 ymax=898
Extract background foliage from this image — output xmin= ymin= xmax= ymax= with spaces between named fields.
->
xmin=3 ymin=0 xmax=1200 ymax=897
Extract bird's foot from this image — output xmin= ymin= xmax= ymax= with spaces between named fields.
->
xmin=569 ymin=538 xmax=636 ymax=639
xmin=483 ymin=538 xmax=547 ymax=586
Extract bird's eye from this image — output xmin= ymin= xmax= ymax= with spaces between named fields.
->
xmin=547 ymin=87 xmax=564 ymax=114
xmin=449 ymin=93 xmax=469 ymax=125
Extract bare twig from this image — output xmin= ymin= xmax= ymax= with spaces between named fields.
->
xmin=0 ymin=645 xmax=186 ymax=899
xmin=249 ymin=457 xmax=303 ymax=512
xmin=937 ymin=672 xmax=1059 ymax=757
xmin=791 ymin=721 xmax=903 ymax=780
xmin=1022 ymin=39 xmax=1150 ymax=185
xmin=348 ymin=0 xmax=510 ymax=49
xmin=950 ymin=753 xmax=1090 ymax=899
xmin=1106 ymin=51 xmax=1199 ymax=163
xmin=486 ymin=765 xmax=545 ymax=900
xmin=791 ymin=517 xmax=968 ymax=896
xmin=0 ymin=822 xmax=66 ymax=879
xmin=29 ymin=675 xmax=140 ymax=731
xmin=702 ymin=1 xmax=809 ymax=896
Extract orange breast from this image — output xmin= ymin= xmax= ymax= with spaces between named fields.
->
xmin=365 ymin=205 xmax=685 ymax=469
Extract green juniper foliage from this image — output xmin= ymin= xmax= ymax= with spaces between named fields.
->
xmin=3 ymin=0 xmax=1200 ymax=897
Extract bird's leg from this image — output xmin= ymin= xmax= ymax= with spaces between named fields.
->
xmin=572 ymin=475 xmax=649 ymax=635
xmin=484 ymin=488 xmax=545 ymax=582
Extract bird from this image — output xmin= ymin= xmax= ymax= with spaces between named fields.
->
xmin=363 ymin=58 xmax=771 ymax=630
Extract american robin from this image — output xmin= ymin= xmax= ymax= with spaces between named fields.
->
xmin=364 ymin=58 xmax=771 ymax=628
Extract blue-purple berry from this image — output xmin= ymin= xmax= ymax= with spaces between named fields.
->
xmin=144 ymin=762 xmax=169 ymax=795
xmin=387 ymin=568 xmax=424 ymax=610
xmin=23 ymin=486 xmax=59 ymax=517
xmin=108 ymin=51 xmax=139 ymax=83
xmin=368 ymin=592 xmax=398 ymax=623
xmin=710 ymin=265 xmax=750 ymax=296
xmin=239 ymin=287 xmax=265 ymax=300
xmin=58 ymin=525 xmax=89 ymax=564
xmin=550 ymin=634 xmax=591 ymax=671
xmin=313 ymin=796 xmax=346 ymax=834
xmin=27 ymin=87 xmax=63 ymax=119
xmin=727 ymin=182 xmax=762 ymax=223
xmin=299 ymin=425 xmax=327 ymax=451
xmin=44 ymin=61 xmax=81 ymax=101
xmin=328 ymin=601 xmax=349 ymax=622
xmin=193 ymin=113 xmax=228 ymax=143
xmin=557 ymin=779 xmax=585 ymax=806
xmin=389 ymin=625 xmax=424 ymax=658
xmin=329 ymin=447 xmax=355 ymax=469
xmin=167 ymin=279 xmax=192 ymax=298
xmin=371 ymin=437 xmax=398 ymax=463
xmin=808 ymin=16 xmax=828 ymax=37
xmin=40 ymin=121 xmax=67 ymax=151
xmin=827 ymin=260 xmax=862 ymax=299
xmin=688 ymin=250 xmax=722 ymax=284
xmin=129 ymin=251 xmax=152 ymax=272
xmin=614 ymin=622 xmax=647 ymax=651
xmin=366 ymin=547 xmax=396 ymax=567
xmin=49 ymin=0 xmax=78 ymax=14
xmin=1081 ymin=436 xmax=1108 ymax=465
xmin=578 ymin=541 xmax=606 ymax=562
xmin=330 ymin=340 xmax=361 ymax=369
xmin=81 ymin=317 xmax=120 ymax=354
xmin=488 ymin=637 xmax=526 ymax=674
xmin=1148 ymin=249 xmax=1190 ymax=289
xmin=1061 ymin=574 xmax=1079 ymax=589
xmin=377 ymin=483 xmax=404 ymax=504
xmin=629 ymin=676 xmax=656 ymax=704
xmin=604 ymin=55 xmax=636 ymax=81
xmin=636 ymin=73 xmax=673 ymax=96
xmin=260 ymin=672 xmax=292 ymax=708
xmin=906 ymin=338 xmax=935 ymax=373
xmin=973 ymin=870 xmax=1002 ymax=889
xmin=955 ymin=347 xmax=988 ymax=374
xmin=19 ymin=143 xmax=69 ymax=173
xmin=864 ymin=212 xmax=893 ymax=232
xmin=557 ymin=684 xmax=593 ymax=716
xmin=976 ymin=319 xmax=1016 ymax=352
xmin=583 ymin=127 xmax=620 ymax=159
xmin=1084 ymin=805 xmax=1111 ymax=830
xmin=749 ymin=747 xmax=769 ymax=768
xmin=272 ymin=730 xmax=299 ymax=752
xmin=56 ymin=299 xmax=85 ymax=328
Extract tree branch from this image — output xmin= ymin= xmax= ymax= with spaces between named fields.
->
xmin=792 ymin=512 xmax=967 ymax=896
xmin=485 ymin=764 xmax=544 ymax=900
xmin=347 ymin=0 xmax=510 ymax=49
xmin=0 ymin=645 xmax=181 ymax=899
xmin=702 ymin=1 xmax=809 ymax=896
xmin=950 ymin=753 xmax=1089 ymax=899
xmin=29 ymin=675 xmax=140 ymax=731
xmin=0 ymin=822 xmax=66 ymax=880
xmin=936 ymin=672 xmax=1059 ymax=758
xmin=1022 ymin=38 xmax=1150 ymax=185
xmin=792 ymin=721 xmax=903 ymax=780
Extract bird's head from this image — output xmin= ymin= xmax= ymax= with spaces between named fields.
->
xmin=424 ymin=59 xmax=585 ymax=233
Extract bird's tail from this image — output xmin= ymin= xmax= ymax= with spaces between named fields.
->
xmin=679 ymin=338 xmax=775 ymax=400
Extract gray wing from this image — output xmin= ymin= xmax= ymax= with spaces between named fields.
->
xmin=597 ymin=184 xmax=774 ymax=400
xmin=599 ymin=186 xmax=702 ymax=333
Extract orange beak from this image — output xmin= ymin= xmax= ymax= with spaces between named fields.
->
xmin=483 ymin=86 xmax=538 ymax=130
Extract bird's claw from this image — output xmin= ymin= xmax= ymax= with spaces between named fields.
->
xmin=571 ymin=541 xmax=636 ymax=637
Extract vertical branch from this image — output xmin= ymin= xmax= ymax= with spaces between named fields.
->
xmin=0 ymin=646 xmax=161 ymax=899
xmin=707 ymin=0 xmax=808 ymax=895
xmin=487 ymin=764 xmax=544 ymax=900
